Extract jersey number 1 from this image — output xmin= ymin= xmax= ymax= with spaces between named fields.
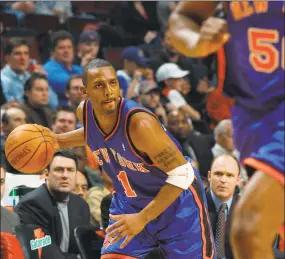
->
xmin=248 ymin=28 xmax=285 ymax=73
xmin=117 ymin=171 xmax=137 ymax=197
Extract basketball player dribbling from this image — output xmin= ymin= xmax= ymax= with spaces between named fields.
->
xmin=47 ymin=59 xmax=216 ymax=259
xmin=168 ymin=1 xmax=284 ymax=259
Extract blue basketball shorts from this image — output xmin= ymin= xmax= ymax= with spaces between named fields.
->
xmin=232 ymin=101 xmax=284 ymax=186
xmin=101 ymin=171 xmax=216 ymax=259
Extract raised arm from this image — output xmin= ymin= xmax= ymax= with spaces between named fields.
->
xmin=107 ymin=112 xmax=195 ymax=248
xmin=168 ymin=1 xmax=229 ymax=57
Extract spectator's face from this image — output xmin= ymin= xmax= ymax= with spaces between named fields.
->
xmin=218 ymin=124 xmax=235 ymax=153
xmin=167 ymin=110 xmax=192 ymax=139
xmin=26 ymin=79 xmax=49 ymax=106
xmin=208 ymin=155 xmax=241 ymax=201
xmin=66 ymin=78 xmax=85 ymax=106
xmin=72 ymin=171 xmax=88 ymax=200
xmin=85 ymin=66 xmax=121 ymax=115
xmin=141 ymin=91 xmax=160 ymax=109
xmin=72 ymin=147 xmax=88 ymax=172
xmin=47 ymin=156 xmax=77 ymax=194
xmin=181 ymin=79 xmax=191 ymax=95
xmin=52 ymin=111 xmax=76 ymax=134
xmin=7 ymin=45 xmax=30 ymax=73
xmin=78 ymin=42 xmax=100 ymax=59
xmin=0 ymin=167 xmax=6 ymax=200
xmin=3 ymin=108 xmax=27 ymax=135
xmin=53 ymin=39 xmax=74 ymax=65
xmin=166 ymin=78 xmax=186 ymax=92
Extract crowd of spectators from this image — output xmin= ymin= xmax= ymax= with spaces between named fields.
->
xmin=0 ymin=1 xmax=283 ymax=259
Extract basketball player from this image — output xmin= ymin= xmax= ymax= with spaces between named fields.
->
xmin=48 ymin=59 xmax=216 ymax=259
xmin=168 ymin=2 xmax=284 ymax=259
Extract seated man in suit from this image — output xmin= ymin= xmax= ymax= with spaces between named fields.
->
xmin=206 ymin=154 xmax=241 ymax=259
xmin=15 ymin=149 xmax=91 ymax=259
xmin=1 ymin=163 xmax=20 ymax=233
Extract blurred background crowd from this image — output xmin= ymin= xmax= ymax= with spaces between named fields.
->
xmin=0 ymin=1 xmax=283 ymax=259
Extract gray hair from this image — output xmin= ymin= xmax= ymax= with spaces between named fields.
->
xmin=214 ymin=119 xmax=232 ymax=141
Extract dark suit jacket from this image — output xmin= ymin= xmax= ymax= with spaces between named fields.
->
xmin=206 ymin=188 xmax=239 ymax=259
xmin=15 ymin=183 xmax=91 ymax=259
xmin=20 ymin=103 xmax=53 ymax=129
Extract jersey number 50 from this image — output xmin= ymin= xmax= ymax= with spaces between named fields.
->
xmin=248 ymin=28 xmax=284 ymax=73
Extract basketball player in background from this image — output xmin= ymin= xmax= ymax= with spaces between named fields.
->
xmin=168 ymin=2 xmax=284 ymax=259
xmin=47 ymin=58 xmax=216 ymax=258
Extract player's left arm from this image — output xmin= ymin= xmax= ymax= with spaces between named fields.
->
xmin=129 ymin=113 xmax=194 ymax=223
xmin=107 ymin=112 xmax=195 ymax=247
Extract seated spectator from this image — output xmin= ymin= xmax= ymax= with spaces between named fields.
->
xmin=52 ymin=106 xmax=77 ymax=134
xmin=72 ymin=171 xmax=88 ymax=201
xmin=1 ymin=163 xmax=20 ymax=233
xmin=1 ymin=38 xmax=58 ymax=109
xmin=138 ymin=80 xmax=167 ymax=126
xmin=167 ymin=109 xmax=214 ymax=178
xmin=65 ymin=75 xmax=85 ymax=110
xmin=75 ymin=31 xmax=101 ymax=67
xmin=35 ymin=1 xmax=73 ymax=23
xmin=15 ymin=149 xmax=91 ymax=258
xmin=19 ymin=73 xmax=53 ymax=128
xmin=87 ymin=167 xmax=113 ymax=228
xmin=1 ymin=107 xmax=27 ymax=174
xmin=212 ymin=119 xmax=238 ymax=158
xmin=43 ymin=30 xmax=83 ymax=105
xmin=155 ymin=63 xmax=201 ymax=121
xmin=117 ymin=46 xmax=150 ymax=98
xmin=100 ymin=193 xmax=112 ymax=230
xmin=1 ymin=1 xmax=34 ymax=21
xmin=206 ymin=154 xmax=241 ymax=259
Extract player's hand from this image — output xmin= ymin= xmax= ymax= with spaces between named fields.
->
xmin=106 ymin=213 xmax=147 ymax=248
xmin=42 ymin=126 xmax=60 ymax=153
xmin=168 ymin=16 xmax=230 ymax=57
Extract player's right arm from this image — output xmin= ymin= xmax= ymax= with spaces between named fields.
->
xmin=50 ymin=101 xmax=86 ymax=151
xmin=168 ymin=1 xmax=230 ymax=57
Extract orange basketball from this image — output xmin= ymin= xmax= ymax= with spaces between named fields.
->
xmin=5 ymin=124 xmax=55 ymax=174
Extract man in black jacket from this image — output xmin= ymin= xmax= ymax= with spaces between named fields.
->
xmin=15 ymin=149 xmax=91 ymax=259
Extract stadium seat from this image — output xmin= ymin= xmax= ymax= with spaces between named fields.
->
xmin=102 ymin=47 xmax=124 ymax=69
xmin=0 ymin=13 xmax=18 ymax=29
xmin=66 ymin=16 xmax=101 ymax=42
xmin=74 ymin=226 xmax=104 ymax=259
xmin=0 ymin=232 xmax=25 ymax=259
xmin=23 ymin=14 xmax=60 ymax=35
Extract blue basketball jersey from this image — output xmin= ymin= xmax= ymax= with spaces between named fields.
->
xmin=83 ymin=98 xmax=182 ymax=209
xmin=224 ymin=1 xmax=284 ymax=111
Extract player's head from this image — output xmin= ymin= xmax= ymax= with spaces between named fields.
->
xmin=0 ymin=163 xmax=7 ymax=200
xmin=82 ymin=59 xmax=121 ymax=115
xmin=208 ymin=154 xmax=241 ymax=201
xmin=46 ymin=149 xmax=78 ymax=196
